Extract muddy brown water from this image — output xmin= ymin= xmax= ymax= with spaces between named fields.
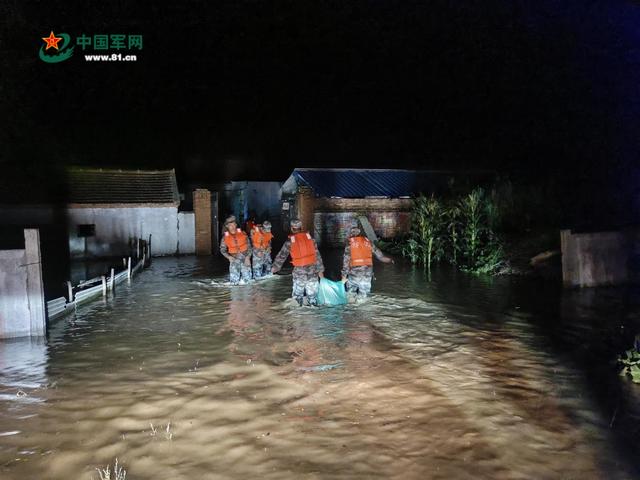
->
xmin=1 ymin=254 xmax=640 ymax=479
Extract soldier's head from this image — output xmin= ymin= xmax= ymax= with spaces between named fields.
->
xmin=349 ymin=226 xmax=361 ymax=237
xmin=224 ymin=215 xmax=238 ymax=233
xmin=262 ymin=220 xmax=272 ymax=232
xmin=290 ymin=219 xmax=303 ymax=233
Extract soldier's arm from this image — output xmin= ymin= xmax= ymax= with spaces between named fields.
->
xmin=219 ymin=238 xmax=233 ymax=261
xmin=373 ymin=244 xmax=393 ymax=263
xmin=272 ymin=239 xmax=291 ymax=272
xmin=342 ymin=244 xmax=351 ymax=278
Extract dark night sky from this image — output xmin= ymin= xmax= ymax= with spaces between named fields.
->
xmin=1 ymin=0 xmax=639 ymax=215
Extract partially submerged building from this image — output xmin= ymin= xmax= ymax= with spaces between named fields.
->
xmin=281 ymin=168 xmax=490 ymax=246
xmin=66 ymin=168 xmax=195 ymax=258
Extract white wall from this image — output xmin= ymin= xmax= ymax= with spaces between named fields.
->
xmin=177 ymin=212 xmax=195 ymax=254
xmin=67 ymin=206 xmax=194 ymax=258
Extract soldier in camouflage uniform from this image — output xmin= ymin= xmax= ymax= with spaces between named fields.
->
xmin=272 ymin=219 xmax=324 ymax=306
xmin=219 ymin=215 xmax=253 ymax=285
xmin=250 ymin=220 xmax=273 ymax=279
xmin=341 ymin=226 xmax=393 ymax=300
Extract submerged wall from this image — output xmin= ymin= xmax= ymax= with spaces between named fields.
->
xmin=0 ymin=229 xmax=46 ymax=338
xmin=561 ymin=228 xmax=640 ymax=287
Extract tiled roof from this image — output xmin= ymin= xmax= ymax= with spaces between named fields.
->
xmin=282 ymin=168 xmax=490 ymax=198
xmin=67 ymin=168 xmax=180 ymax=205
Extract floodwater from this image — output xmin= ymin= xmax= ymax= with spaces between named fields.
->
xmin=1 ymin=254 xmax=640 ymax=479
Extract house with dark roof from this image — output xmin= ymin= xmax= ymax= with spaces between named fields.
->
xmin=66 ymin=168 xmax=195 ymax=258
xmin=281 ymin=168 xmax=492 ymax=246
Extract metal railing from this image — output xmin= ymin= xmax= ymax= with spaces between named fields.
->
xmin=46 ymin=237 xmax=151 ymax=321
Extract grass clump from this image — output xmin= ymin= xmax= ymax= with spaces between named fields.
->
xmin=95 ymin=458 xmax=126 ymax=480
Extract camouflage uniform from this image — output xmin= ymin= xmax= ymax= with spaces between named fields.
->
xmin=220 ymin=222 xmax=253 ymax=285
xmin=272 ymin=235 xmax=324 ymax=306
xmin=252 ymin=248 xmax=272 ymax=279
xmin=251 ymin=221 xmax=273 ymax=279
xmin=342 ymin=238 xmax=387 ymax=299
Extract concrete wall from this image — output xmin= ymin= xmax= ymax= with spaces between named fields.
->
xmin=67 ymin=206 xmax=189 ymax=258
xmin=0 ymin=229 xmax=46 ymax=338
xmin=561 ymin=228 xmax=640 ymax=287
xmin=313 ymin=198 xmax=413 ymax=246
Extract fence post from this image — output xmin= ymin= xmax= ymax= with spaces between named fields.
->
xmin=102 ymin=276 xmax=107 ymax=296
xmin=147 ymin=234 xmax=152 ymax=266
xmin=23 ymin=229 xmax=46 ymax=336
xmin=67 ymin=281 xmax=74 ymax=303
xmin=137 ymin=237 xmax=141 ymax=259
xmin=127 ymin=257 xmax=132 ymax=279
xmin=110 ymin=268 xmax=115 ymax=291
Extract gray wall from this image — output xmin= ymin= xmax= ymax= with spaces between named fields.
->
xmin=0 ymin=230 xmax=46 ymax=338
xmin=561 ymin=228 xmax=640 ymax=287
xmin=0 ymin=249 xmax=29 ymax=337
xmin=67 ymin=206 xmax=195 ymax=258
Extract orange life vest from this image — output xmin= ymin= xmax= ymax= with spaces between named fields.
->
xmin=349 ymin=236 xmax=373 ymax=267
xmin=289 ymin=232 xmax=317 ymax=267
xmin=251 ymin=227 xmax=273 ymax=249
xmin=223 ymin=230 xmax=249 ymax=254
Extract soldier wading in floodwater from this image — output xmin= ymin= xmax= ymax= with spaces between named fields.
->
xmin=250 ymin=220 xmax=273 ymax=279
xmin=220 ymin=215 xmax=253 ymax=285
xmin=271 ymin=219 xmax=324 ymax=306
xmin=342 ymin=225 xmax=393 ymax=300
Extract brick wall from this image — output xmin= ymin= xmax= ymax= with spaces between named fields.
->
xmin=193 ymin=189 xmax=212 ymax=256
xmin=313 ymin=197 xmax=413 ymax=247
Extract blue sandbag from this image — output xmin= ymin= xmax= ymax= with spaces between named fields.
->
xmin=317 ymin=277 xmax=348 ymax=306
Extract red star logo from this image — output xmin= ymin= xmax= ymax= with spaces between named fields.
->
xmin=42 ymin=31 xmax=62 ymax=50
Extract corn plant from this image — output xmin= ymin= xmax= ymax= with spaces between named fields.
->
xmin=444 ymin=203 xmax=462 ymax=265
xmin=459 ymin=188 xmax=483 ymax=268
xmin=403 ymin=195 xmax=445 ymax=270
xmin=404 ymin=187 xmax=504 ymax=275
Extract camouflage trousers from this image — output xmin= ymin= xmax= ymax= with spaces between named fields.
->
xmin=292 ymin=266 xmax=320 ymax=306
xmin=346 ymin=266 xmax=373 ymax=299
xmin=252 ymin=250 xmax=272 ymax=279
xmin=229 ymin=258 xmax=252 ymax=284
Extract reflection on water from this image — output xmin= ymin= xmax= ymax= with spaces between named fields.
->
xmin=1 ymin=255 xmax=639 ymax=479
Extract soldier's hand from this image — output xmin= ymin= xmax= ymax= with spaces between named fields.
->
xmin=318 ymin=272 xmax=324 ymax=279
xmin=341 ymin=277 xmax=347 ymax=284
xmin=271 ymin=267 xmax=278 ymax=274
xmin=244 ymin=258 xmax=251 ymax=267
